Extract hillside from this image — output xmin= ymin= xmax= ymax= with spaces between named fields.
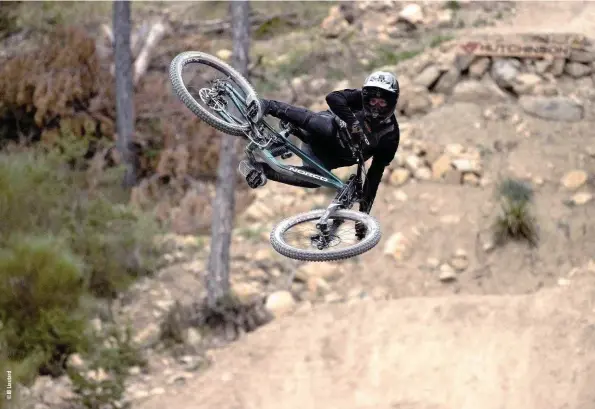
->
xmin=6 ymin=1 xmax=595 ymax=409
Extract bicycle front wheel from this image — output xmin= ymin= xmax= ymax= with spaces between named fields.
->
xmin=270 ymin=209 xmax=382 ymax=261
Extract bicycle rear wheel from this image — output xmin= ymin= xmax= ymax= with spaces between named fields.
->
xmin=169 ymin=51 xmax=263 ymax=136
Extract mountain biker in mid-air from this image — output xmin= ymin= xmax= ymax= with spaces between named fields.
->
xmin=246 ymin=71 xmax=401 ymax=239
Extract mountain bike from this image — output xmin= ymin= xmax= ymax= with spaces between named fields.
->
xmin=169 ymin=51 xmax=381 ymax=261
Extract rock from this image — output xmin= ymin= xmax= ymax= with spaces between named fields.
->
xmin=414 ymin=65 xmax=443 ymax=88
xmin=167 ymin=372 xmax=194 ymax=386
xmin=534 ymin=81 xmax=559 ymax=97
xmin=216 ymin=49 xmax=232 ymax=61
xmin=402 ymin=88 xmax=432 ymax=116
xmin=414 ymin=167 xmax=432 ymax=181
xmin=450 ymin=250 xmax=469 ymax=271
xmin=439 ymin=264 xmax=457 ymax=282
xmin=433 ymin=67 xmax=460 ymax=94
xmin=463 ymin=173 xmax=481 ymax=186
xmin=321 ymin=6 xmax=349 ymax=38
xmin=67 ymin=353 xmax=85 ymax=369
xmin=469 ymin=57 xmax=491 ymax=78
xmin=436 ymin=8 xmax=454 ymax=26
xmin=185 ymin=327 xmax=202 ymax=346
xmin=383 ymin=232 xmax=410 ymax=261
xmin=561 ymin=170 xmax=588 ymax=190
xmin=519 ymin=96 xmax=584 ymax=122
xmin=422 ymin=141 xmax=443 ymax=164
xmin=232 ymin=282 xmax=260 ymax=304
xmin=443 ymin=169 xmax=463 ymax=184
xmin=534 ymin=57 xmax=554 ymax=74
xmin=452 ymin=158 xmax=481 ymax=174
xmin=570 ymin=192 xmax=593 ymax=206
xmin=564 ymin=62 xmax=592 ymax=78
xmin=150 ymin=387 xmax=166 ymax=396
xmin=512 ymin=73 xmax=542 ymax=95
xmin=404 ymin=155 xmax=422 ymax=173
xmin=87 ymin=368 xmax=110 ymax=382
xmin=445 ymin=143 xmax=465 ymax=156
xmin=324 ymin=292 xmax=343 ymax=303
xmin=387 ymin=191 xmax=404 ymax=205
xmin=451 ymin=79 xmax=506 ymax=103
xmin=398 ymin=3 xmax=424 ymax=25
xmin=550 ymin=58 xmax=566 ymax=76
xmin=454 ymin=54 xmax=476 ymax=72
xmin=265 ymin=291 xmax=296 ymax=318
xmin=426 ymin=257 xmax=440 ymax=269
xmin=431 ymin=154 xmax=452 ymax=179
xmin=490 ymin=58 xmax=521 ymax=89
xmin=569 ymin=48 xmax=595 ymax=63
xmin=405 ymin=92 xmax=432 ymax=116
xmin=429 ymin=93 xmax=446 ymax=108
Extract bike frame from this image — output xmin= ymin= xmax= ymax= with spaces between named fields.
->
xmin=216 ymin=81 xmax=366 ymax=192
xmin=215 ymin=80 xmax=367 ymax=234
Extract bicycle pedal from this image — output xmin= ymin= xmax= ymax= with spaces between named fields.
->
xmin=246 ymin=170 xmax=266 ymax=189
xmin=238 ymin=159 xmax=267 ymax=188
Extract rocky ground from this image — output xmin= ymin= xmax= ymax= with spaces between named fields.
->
xmin=11 ymin=1 xmax=595 ymax=408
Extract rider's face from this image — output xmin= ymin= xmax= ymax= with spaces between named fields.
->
xmin=369 ymin=97 xmax=387 ymax=108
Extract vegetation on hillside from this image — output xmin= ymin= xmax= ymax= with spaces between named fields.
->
xmin=0 ymin=146 xmax=159 ymax=387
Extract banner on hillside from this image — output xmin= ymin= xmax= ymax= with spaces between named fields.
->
xmin=459 ymin=41 xmax=571 ymax=58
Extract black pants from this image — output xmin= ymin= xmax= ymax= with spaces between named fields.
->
xmin=265 ymin=100 xmax=339 ymax=167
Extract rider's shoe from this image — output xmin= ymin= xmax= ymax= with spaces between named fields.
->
xmin=238 ymin=159 xmax=267 ymax=189
xmin=247 ymin=97 xmax=271 ymax=122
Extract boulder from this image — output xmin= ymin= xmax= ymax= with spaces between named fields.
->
xmin=490 ymin=58 xmax=521 ymax=89
xmin=519 ymin=96 xmax=584 ymax=122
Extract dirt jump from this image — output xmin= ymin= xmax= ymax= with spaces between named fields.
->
xmin=136 ymin=268 xmax=595 ymax=409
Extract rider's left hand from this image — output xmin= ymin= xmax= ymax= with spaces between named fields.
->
xmin=355 ymin=221 xmax=367 ymax=240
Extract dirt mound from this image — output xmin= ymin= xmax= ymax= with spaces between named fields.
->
xmin=470 ymin=1 xmax=595 ymax=37
xmin=136 ymin=269 xmax=595 ymax=409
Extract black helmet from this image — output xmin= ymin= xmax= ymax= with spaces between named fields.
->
xmin=362 ymin=71 xmax=399 ymax=121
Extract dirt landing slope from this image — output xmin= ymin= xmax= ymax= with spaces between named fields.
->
xmin=137 ymin=273 xmax=595 ymax=409
xmin=471 ymin=1 xmax=595 ymax=37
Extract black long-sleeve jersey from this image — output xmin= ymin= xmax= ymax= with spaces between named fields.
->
xmin=325 ymin=88 xmax=400 ymax=213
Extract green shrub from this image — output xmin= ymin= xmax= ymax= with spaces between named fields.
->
xmin=0 ymin=234 xmax=88 ymax=382
xmin=492 ymin=178 xmax=539 ymax=247
xmin=0 ymin=148 xmax=160 ymax=384
xmin=0 ymin=150 xmax=160 ymax=298
xmin=67 ymin=322 xmax=146 ymax=409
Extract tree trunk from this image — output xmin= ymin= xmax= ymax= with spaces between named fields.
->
xmin=205 ymin=0 xmax=251 ymax=307
xmin=113 ymin=0 xmax=137 ymax=187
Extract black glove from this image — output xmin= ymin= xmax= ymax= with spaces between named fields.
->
xmin=355 ymin=221 xmax=367 ymax=240
xmin=350 ymin=121 xmax=365 ymax=144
